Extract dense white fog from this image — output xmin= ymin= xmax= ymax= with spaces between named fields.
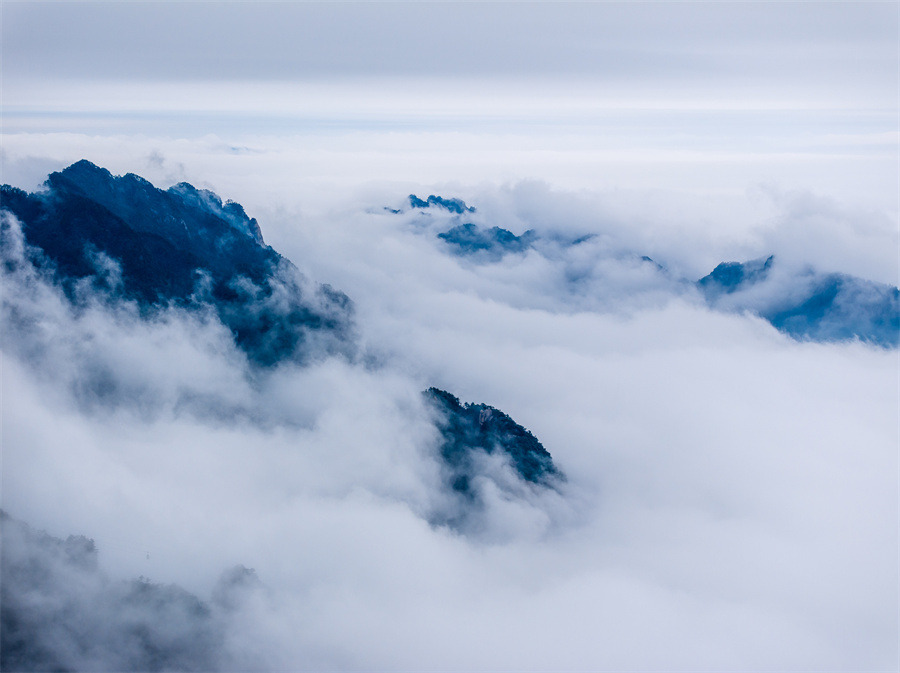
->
xmin=2 ymin=150 xmax=897 ymax=668
xmin=2 ymin=2 xmax=898 ymax=670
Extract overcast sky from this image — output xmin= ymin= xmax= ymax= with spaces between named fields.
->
xmin=4 ymin=2 xmax=897 ymax=119
xmin=3 ymin=2 xmax=896 ymax=85
xmin=3 ymin=2 xmax=898 ymax=221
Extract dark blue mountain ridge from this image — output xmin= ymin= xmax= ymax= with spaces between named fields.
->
xmin=698 ymin=255 xmax=899 ymax=347
xmin=395 ymin=192 xmax=895 ymax=351
xmin=437 ymin=222 xmax=538 ymax=259
xmin=388 ymin=194 xmax=536 ymax=260
xmin=409 ymin=194 xmax=476 ymax=214
xmin=699 ymin=255 xmax=774 ymax=298
xmin=1 ymin=160 xmax=354 ymax=366
xmin=424 ymin=387 xmax=562 ymax=498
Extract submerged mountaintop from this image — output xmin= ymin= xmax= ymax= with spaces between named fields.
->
xmin=698 ymin=256 xmax=899 ymax=347
xmin=424 ymin=387 xmax=562 ymax=494
xmin=0 ymin=510 xmax=231 ymax=672
xmin=699 ymin=255 xmax=775 ymax=297
xmin=392 ymin=193 xmax=899 ymax=348
xmin=409 ymin=194 xmax=476 ymax=214
xmin=438 ymin=223 xmax=537 ymax=259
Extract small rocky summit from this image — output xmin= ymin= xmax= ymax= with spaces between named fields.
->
xmin=424 ymin=387 xmax=562 ymax=495
xmin=438 ymin=223 xmax=537 ymax=259
xmin=408 ymin=193 xmax=476 ymax=214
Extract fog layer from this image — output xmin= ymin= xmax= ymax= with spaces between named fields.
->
xmin=2 ymin=167 xmax=897 ymax=669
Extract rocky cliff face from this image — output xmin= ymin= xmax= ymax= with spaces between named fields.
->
xmin=1 ymin=160 xmax=355 ymax=366
xmin=424 ymin=387 xmax=561 ymax=492
xmin=422 ymin=388 xmax=563 ymax=530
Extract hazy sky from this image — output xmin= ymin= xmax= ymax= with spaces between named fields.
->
xmin=4 ymin=2 xmax=898 ymax=226
xmin=4 ymin=2 xmax=896 ymax=85
xmin=5 ymin=2 xmax=897 ymax=127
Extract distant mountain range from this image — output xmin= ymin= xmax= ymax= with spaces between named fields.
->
xmin=409 ymin=193 xmax=476 ymax=214
xmin=438 ymin=223 xmax=537 ymax=260
xmin=402 ymin=194 xmax=899 ymax=348
xmin=698 ymin=256 xmax=899 ymax=346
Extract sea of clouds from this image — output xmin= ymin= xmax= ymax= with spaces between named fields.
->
xmin=1 ymin=137 xmax=897 ymax=670
xmin=2 ymin=0 xmax=897 ymax=667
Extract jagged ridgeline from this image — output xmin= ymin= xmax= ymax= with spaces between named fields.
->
xmin=395 ymin=191 xmax=898 ymax=347
xmin=0 ymin=160 xmax=354 ymax=366
xmin=699 ymin=256 xmax=899 ymax=347
xmin=424 ymin=388 xmax=562 ymax=495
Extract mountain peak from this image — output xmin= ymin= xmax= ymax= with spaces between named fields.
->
xmin=2 ymin=161 xmax=354 ymax=366
xmin=59 ymin=158 xmax=109 ymax=177
xmin=424 ymin=387 xmax=562 ymax=492
xmin=699 ymin=255 xmax=774 ymax=297
xmin=409 ymin=194 xmax=476 ymax=214
xmin=697 ymin=255 xmax=898 ymax=347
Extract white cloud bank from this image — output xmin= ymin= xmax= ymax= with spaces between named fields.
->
xmin=1 ymin=2 xmax=897 ymax=668
xmin=1 ymin=160 xmax=897 ymax=669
